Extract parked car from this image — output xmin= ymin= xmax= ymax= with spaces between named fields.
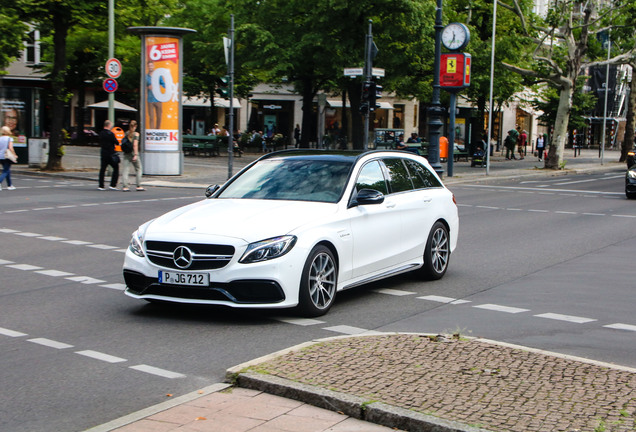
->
xmin=123 ymin=150 xmax=459 ymax=316
xmin=626 ymin=163 xmax=636 ymax=199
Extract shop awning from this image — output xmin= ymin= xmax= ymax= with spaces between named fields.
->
xmin=87 ymin=100 xmax=137 ymax=112
xmin=327 ymin=100 xmax=350 ymax=108
xmin=182 ymin=96 xmax=242 ymax=108
xmin=327 ymin=100 xmax=393 ymax=109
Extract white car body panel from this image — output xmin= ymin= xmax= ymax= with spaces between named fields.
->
xmin=123 ymin=151 xmax=459 ymax=313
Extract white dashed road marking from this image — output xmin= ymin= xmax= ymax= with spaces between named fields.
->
xmin=535 ymin=313 xmax=597 ymax=324
xmin=323 ymin=325 xmax=373 ymax=335
xmin=275 ymin=317 xmax=325 ymax=326
xmin=474 ymin=304 xmax=530 ymax=314
xmin=374 ymin=288 xmax=416 ymax=296
xmin=7 ymin=264 xmax=43 ymax=271
xmin=129 ymin=365 xmax=186 ymax=379
xmin=28 ymin=338 xmax=74 ymax=349
xmin=0 ymin=327 xmax=27 ymax=337
xmin=35 ymin=269 xmax=75 ymax=277
xmin=604 ymin=323 xmax=636 ymax=332
xmin=76 ymin=350 xmax=127 ymax=363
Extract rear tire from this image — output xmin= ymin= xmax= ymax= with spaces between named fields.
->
xmin=297 ymin=245 xmax=337 ymax=317
xmin=418 ymin=221 xmax=450 ymax=280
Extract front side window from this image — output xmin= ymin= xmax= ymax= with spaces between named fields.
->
xmin=355 ymin=160 xmax=388 ymax=195
xmin=383 ymin=158 xmax=413 ymax=193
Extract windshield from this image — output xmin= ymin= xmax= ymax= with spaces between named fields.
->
xmin=218 ymin=158 xmax=354 ymax=203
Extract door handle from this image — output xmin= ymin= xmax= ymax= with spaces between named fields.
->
xmin=386 ymin=203 xmax=396 ymax=208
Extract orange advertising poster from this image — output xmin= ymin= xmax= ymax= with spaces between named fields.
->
xmin=145 ymin=36 xmax=180 ymax=150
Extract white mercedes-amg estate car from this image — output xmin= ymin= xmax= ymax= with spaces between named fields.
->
xmin=123 ymin=150 xmax=459 ymax=316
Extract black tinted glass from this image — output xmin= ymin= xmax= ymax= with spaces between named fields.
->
xmin=405 ymin=159 xmax=442 ymax=188
xmin=383 ymin=158 xmax=414 ymax=193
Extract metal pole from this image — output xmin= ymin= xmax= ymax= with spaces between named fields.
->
xmin=227 ymin=15 xmax=234 ymax=179
xmin=427 ymin=0 xmax=444 ymax=177
xmin=486 ymin=0 xmax=497 ymax=175
xmin=601 ymin=33 xmax=611 ymax=166
xmin=363 ymin=20 xmax=372 ymax=151
xmin=108 ymin=0 xmax=115 ymax=123
xmin=447 ymin=92 xmax=456 ymax=176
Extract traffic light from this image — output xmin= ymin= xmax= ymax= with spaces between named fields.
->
xmin=371 ymin=83 xmax=382 ymax=112
xmin=216 ymin=75 xmax=230 ymax=99
xmin=362 ymin=81 xmax=372 ymax=104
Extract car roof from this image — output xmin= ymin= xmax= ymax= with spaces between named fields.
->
xmin=258 ymin=149 xmax=419 ymax=164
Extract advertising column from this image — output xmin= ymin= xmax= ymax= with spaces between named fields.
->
xmin=128 ymin=27 xmax=195 ymax=175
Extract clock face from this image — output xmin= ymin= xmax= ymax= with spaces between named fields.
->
xmin=442 ymin=23 xmax=469 ymax=51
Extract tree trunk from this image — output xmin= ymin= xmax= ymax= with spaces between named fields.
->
xmin=546 ymin=83 xmax=573 ymax=169
xmin=299 ymin=77 xmax=314 ymax=148
xmin=621 ymin=65 xmax=636 ymax=162
xmin=46 ymin=10 xmax=68 ymax=171
xmin=347 ymin=81 xmax=363 ymax=149
xmin=340 ymin=88 xmax=348 ymax=148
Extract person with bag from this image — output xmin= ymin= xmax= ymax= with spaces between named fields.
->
xmin=0 ymin=126 xmax=17 ymax=190
xmin=98 ymin=120 xmax=120 ymax=190
xmin=121 ymin=120 xmax=144 ymax=191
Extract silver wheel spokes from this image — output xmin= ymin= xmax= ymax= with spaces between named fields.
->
xmin=431 ymin=228 xmax=449 ymax=273
xmin=308 ymin=253 xmax=336 ymax=309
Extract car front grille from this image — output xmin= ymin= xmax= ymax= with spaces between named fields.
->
xmin=145 ymin=240 xmax=235 ymax=270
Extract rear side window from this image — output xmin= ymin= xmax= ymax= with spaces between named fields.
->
xmin=356 ymin=160 xmax=388 ymax=195
xmin=404 ymin=159 xmax=442 ymax=188
xmin=383 ymin=158 xmax=413 ymax=193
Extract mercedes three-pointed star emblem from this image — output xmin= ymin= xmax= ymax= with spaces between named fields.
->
xmin=173 ymin=246 xmax=194 ymax=269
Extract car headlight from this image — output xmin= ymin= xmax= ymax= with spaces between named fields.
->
xmin=628 ymin=169 xmax=636 ymax=179
xmin=128 ymin=221 xmax=152 ymax=258
xmin=239 ymin=235 xmax=297 ymax=263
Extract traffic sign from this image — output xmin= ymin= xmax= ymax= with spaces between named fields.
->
xmin=344 ymin=68 xmax=363 ymax=77
xmin=103 ymin=78 xmax=118 ymax=93
xmin=105 ymin=58 xmax=122 ymax=79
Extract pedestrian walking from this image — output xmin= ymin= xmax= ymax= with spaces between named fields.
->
xmin=0 ymin=126 xmax=17 ymax=190
xmin=294 ymin=124 xmax=301 ymax=148
xmin=536 ymin=134 xmax=545 ymax=161
xmin=504 ymin=130 xmax=517 ymax=160
xmin=517 ymin=127 xmax=526 ymax=160
xmin=98 ymin=120 xmax=120 ymax=191
xmin=121 ymin=120 xmax=144 ymax=192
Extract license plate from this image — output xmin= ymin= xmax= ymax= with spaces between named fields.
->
xmin=159 ymin=271 xmax=209 ymax=286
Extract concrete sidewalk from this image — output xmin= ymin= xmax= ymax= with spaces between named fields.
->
xmin=13 ymin=146 xmax=633 ymax=431
xmin=90 ymin=333 xmax=636 ymax=432
xmin=12 ymin=145 xmax=628 ymax=190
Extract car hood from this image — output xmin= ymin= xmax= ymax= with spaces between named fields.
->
xmin=145 ymin=198 xmax=339 ymax=243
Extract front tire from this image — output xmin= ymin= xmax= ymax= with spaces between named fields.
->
xmin=418 ymin=221 xmax=450 ymax=280
xmin=297 ymin=245 xmax=337 ymax=317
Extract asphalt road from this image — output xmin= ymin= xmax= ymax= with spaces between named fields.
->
xmin=0 ymin=169 xmax=634 ymax=431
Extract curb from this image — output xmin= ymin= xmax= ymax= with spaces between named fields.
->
xmin=235 ymin=372 xmax=490 ymax=432
xmin=83 ymin=382 xmax=231 ymax=432
xmin=226 ymin=332 xmax=636 ymax=432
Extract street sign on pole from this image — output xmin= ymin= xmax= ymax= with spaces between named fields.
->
xmin=344 ymin=68 xmax=364 ymax=77
xmin=372 ymin=68 xmax=385 ymax=78
xmin=105 ymin=58 xmax=122 ymax=79
xmin=103 ymin=78 xmax=118 ymax=93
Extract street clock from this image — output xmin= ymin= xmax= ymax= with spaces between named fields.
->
xmin=441 ymin=23 xmax=470 ymax=51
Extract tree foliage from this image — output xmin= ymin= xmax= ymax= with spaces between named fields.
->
xmin=500 ymin=0 xmax=634 ymax=169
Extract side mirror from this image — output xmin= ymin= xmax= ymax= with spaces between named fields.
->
xmin=205 ymin=184 xmax=221 ymax=198
xmin=351 ymin=188 xmax=385 ymax=206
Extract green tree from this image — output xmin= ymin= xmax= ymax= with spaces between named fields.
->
xmin=445 ymin=0 xmax=532 ymax=140
xmin=500 ymin=0 xmax=634 ymax=169
xmin=183 ymin=0 xmax=435 ymax=148
xmin=0 ymin=12 xmax=28 ymax=72
xmin=9 ymin=0 xmax=106 ymax=170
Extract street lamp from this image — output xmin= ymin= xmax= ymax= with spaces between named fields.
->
xmin=426 ymin=0 xmax=445 ymax=177
xmin=486 ymin=0 xmax=498 ymax=175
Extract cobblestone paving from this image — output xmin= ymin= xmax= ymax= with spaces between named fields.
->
xmin=250 ymin=334 xmax=636 ymax=432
